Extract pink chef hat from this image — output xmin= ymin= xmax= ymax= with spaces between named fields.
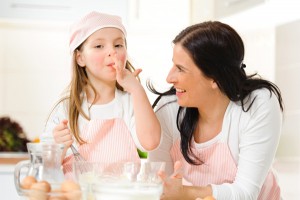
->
xmin=69 ymin=11 xmax=127 ymax=53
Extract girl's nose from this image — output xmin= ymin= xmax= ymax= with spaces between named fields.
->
xmin=108 ymin=49 xmax=116 ymax=57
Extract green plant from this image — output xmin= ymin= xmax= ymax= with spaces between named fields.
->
xmin=137 ymin=148 xmax=148 ymax=159
xmin=0 ymin=116 xmax=30 ymax=152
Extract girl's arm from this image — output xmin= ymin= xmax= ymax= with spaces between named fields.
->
xmin=129 ymin=83 xmax=161 ymax=150
xmin=147 ymin=95 xmax=180 ymax=175
xmin=41 ymin=102 xmax=73 ymax=162
xmin=113 ymin=57 xmax=160 ymax=150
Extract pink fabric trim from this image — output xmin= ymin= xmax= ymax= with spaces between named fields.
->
xmin=63 ymin=118 xmax=140 ymax=179
xmin=170 ymin=139 xmax=280 ymax=199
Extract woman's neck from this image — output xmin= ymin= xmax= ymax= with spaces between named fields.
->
xmin=194 ymin=93 xmax=230 ymax=143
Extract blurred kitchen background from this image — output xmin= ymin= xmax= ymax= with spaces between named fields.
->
xmin=0 ymin=0 xmax=299 ymax=199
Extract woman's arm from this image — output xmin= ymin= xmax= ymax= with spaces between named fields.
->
xmin=212 ymin=89 xmax=283 ymax=199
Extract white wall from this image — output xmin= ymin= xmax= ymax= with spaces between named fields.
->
xmin=275 ymin=20 xmax=300 ymax=158
xmin=0 ymin=20 xmax=71 ymax=140
xmin=0 ymin=0 xmax=190 ymax=140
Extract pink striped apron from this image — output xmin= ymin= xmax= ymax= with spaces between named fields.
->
xmin=170 ymin=137 xmax=280 ymax=199
xmin=62 ymin=118 xmax=140 ymax=178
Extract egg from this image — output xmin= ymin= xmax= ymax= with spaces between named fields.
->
xmin=61 ymin=180 xmax=81 ymax=200
xmin=203 ymin=196 xmax=215 ymax=200
xmin=30 ymin=180 xmax=51 ymax=192
xmin=48 ymin=195 xmax=68 ymax=200
xmin=21 ymin=176 xmax=37 ymax=189
xmin=61 ymin=180 xmax=81 ymax=192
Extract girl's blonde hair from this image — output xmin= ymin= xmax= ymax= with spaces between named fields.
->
xmin=68 ymin=42 xmax=137 ymax=144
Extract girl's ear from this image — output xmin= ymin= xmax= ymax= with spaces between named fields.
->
xmin=75 ymin=50 xmax=85 ymax=67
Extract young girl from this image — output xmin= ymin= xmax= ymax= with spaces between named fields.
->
xmin=41 ymin=11 xmax=160 ymax=178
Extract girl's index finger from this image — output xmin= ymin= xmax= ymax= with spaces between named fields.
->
xmin=111 ymin=53 xmax=121 ymax=71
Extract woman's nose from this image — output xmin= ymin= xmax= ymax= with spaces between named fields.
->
xmin=166 ymin=67 xmax=176 ymax=84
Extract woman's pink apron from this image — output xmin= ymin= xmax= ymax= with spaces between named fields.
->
xmin=170 ymin=135 xmax=280 ymax=199
xmin=62 ymin=118 xmax=140 ymax=179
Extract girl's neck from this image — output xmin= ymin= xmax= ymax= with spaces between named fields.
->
xmin=86 ymin=84 xmax=116 ymax=105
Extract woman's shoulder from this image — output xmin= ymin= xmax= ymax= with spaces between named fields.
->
xmin=154 ymin=95 xmax=178 ymax=113
xmin=226 ymin=88 xmax=280 ymax=124
xmin=247 ymin=88 xmax=279 ymax=109
xmin=231 ymin=88 xmax=277 ymax=110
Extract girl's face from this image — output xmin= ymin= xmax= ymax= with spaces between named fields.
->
xmin=76 ymin=27 xmax=127 ymax=85
xmin=166 ymin=44 xmax=216 ymax=108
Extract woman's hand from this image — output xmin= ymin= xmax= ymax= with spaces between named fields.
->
xmin=52 ymin=119 xmax=73 ymax=149
xmin=159 ymin=161 xmax=214 ymax=200
xmin=159 ymin=161 xmax=185 ymax=200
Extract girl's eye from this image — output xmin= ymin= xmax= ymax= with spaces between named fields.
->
xmin=115 ymin=44 xmax=124 ymax=48
xmin=95 ymin=45 xmax=104 ymax=49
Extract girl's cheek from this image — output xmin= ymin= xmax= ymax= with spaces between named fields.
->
xmin=93 ymin=54 xmax=105 ymax=63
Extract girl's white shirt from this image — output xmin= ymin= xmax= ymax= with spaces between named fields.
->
xmin=41 ymin=89 xmax=145 ymax=156
xmin=148 ymin=88 xmax=282 ymax=199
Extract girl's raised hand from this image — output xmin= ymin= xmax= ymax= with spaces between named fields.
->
xmin=112 ymin=53 xmax=142 ymax=93
xmin=52 ymin=119 xmax=73 ymax=149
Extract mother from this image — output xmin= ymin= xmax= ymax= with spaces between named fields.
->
xmin=148 ymin=21 xmax=283 ymax=200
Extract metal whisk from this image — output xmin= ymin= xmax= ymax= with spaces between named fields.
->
xmin=70 ymin=144 xmax=86 ymax=162
xmin=51 ymin=117 xmax=88 ymax=173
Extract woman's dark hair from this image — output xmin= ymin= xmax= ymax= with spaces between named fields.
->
xmin=148 ymin=21 xmax=283 ymax=165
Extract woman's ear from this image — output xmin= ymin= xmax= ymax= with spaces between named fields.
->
xmin=211 ymin=80 xmax=219 ymax=89
xmin=75 ymin=50 xmax=85 ymax=67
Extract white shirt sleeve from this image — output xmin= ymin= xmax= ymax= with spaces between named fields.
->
xmin=147 ymin=95 xmax=180 ymax=175
xmin=212 ymin=89 xmax=283 ymax=200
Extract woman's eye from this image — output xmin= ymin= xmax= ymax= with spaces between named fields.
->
xmin=176 ymin=66 xmax=184 ymax=72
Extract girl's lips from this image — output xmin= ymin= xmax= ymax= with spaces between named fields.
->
xmin=107 ymin=62 xmax=115 ymax=67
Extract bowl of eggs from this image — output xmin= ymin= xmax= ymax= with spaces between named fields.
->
xmin=19 ymin=175 xmax=84 ymax=200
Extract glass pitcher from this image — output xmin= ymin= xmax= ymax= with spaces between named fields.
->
xmin=14 ymin=142 xmax=65 ymax=195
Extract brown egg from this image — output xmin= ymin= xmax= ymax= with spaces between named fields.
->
xmin=30 ymin=180 xmax=51 ymax=193
xmin=61 ymin=180 xmax=81 ymax=200
xmin=203 ymin=196 xmax=215 ymax=200
xmin=48 ymin=195 xmax=68 ymax=200
xmin=61 ymin=180 xmax=81 ymax=192
xmin=27 ymin=189 xmax=48 ymax=200
xmin=21 ymin=176 xmax=37 ymax=189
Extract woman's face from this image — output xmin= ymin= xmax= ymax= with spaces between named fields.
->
xmin=76 ymin=27 xmax=127 ymax=85
xmin=166 ymin=44 xmax=215 ymax=108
